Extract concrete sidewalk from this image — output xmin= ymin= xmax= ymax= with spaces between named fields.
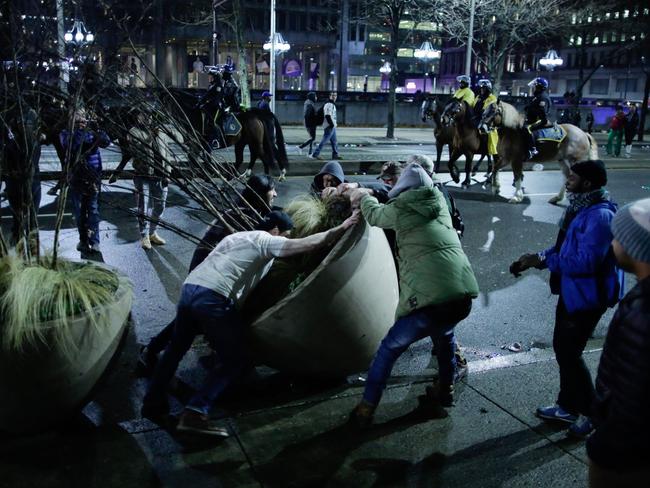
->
xmin=0 ymin=338 xmax=600 ymax=487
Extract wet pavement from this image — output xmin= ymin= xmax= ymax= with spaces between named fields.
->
xmin=1 ymin=146 xmax=650 ymax=486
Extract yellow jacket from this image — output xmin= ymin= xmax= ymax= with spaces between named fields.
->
xmin=453 ymin=87 xmax=475 ymax=106
xmin=473 ymin=93 xmax=497 ymax=112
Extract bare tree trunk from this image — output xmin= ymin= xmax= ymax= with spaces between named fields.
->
xmin=232 ymin=0 xmax=250 ymax=108
xmin=492 ymin=55 xmax=506 ymax=94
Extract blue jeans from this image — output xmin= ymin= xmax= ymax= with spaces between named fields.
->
xmin=143 ymin=284 xmax=247 ymax=415
xmin=134 ymin=176 xmax=167 ymax=237
xmin=312 ymin=126 xmax=339 ymax=158
xmin=363 ymin=297 xmax=472 ymax=406
xmin=70 ymin=188 xmax=100 ymax=245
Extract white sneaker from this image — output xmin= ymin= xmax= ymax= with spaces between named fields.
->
xmin=149 ymin=233 xmax=166 ymax=245
xmin=296 ymin=146 xmax=303 ymax=155
xmin=141 ymin=235 xmax=152 ymax=250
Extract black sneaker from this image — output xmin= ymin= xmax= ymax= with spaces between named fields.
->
xmin=421 ymin=383 xmax=454 ymax=408
xmin=332 ymin=155 xmax=344 ymax=160
xmin=135 ymin=345 xmax=158 ymax=377
xmin=176 ymin=410 xmax=230 ymax=437
xmin=348 ymin=401 xmax=375 ymax=429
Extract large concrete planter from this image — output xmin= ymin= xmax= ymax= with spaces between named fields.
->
xmin=0 ymin=272 xmax=133 ymax=433
xmin=249 ymin=222 xmax=399 ymax=378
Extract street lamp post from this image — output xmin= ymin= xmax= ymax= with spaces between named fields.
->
xmin=414 ymin=41 xmax=441 ymax=93
xmin=263 ymin=0 xmax=290 ymax=113
xmin=465 ymin=0 xmax=476 ymax=76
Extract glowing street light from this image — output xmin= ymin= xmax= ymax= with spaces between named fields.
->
xmin=263 ymin=32 xmax=290 ymax=53
xmin=415 ymin=41 xmax=441 ymax=92
xmin=414 ymin=41 xmax=441 ymax=60
xmin=540 ymin=49 xmax=563 ymax=70
xmin=64 ymin=19 xmax=94 ymax=45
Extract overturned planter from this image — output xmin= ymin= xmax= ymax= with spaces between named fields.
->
xmin=0 ymin=272 xmax=133 ymax=434
xmin=249 ymin=221 xmax=399 ymax=378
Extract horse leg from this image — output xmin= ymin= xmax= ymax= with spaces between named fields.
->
xmin=472 ymin=154 xmax=484 ymax=176
xmin=234 ymin=141 xmax=246 ymax=177
xmin=462 ymin=152 xmax=473 ymax=188
xmin=434 ymin=142 xmax=443 ymax=174
xmin=508 ymin=162 xmax=525 ymax=204
xmin=548 ymin=160 xmax=570 ymax=205
xmin=448 ymin=148 xmax=461 ymax=183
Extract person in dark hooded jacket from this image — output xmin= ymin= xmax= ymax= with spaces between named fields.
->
xmin=510 ymin=160 xmax=624 ymax=438
xmin=311 ymin=160 xmax=346 ymax=196
xmin=298 ymin=92 xmax=318 ymax=156
xmin=586 ymin=197 xmax=650 ymax=487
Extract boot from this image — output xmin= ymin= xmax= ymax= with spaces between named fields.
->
xmin=419 ymin=382 xmax=455 ymax=408
xmin=348 ymin=400 xmax=376 ymax=429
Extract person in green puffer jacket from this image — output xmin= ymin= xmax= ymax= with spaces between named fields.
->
xmin=348 ymin=163 xmax=479 ymax=427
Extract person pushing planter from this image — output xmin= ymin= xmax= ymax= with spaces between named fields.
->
xmin=142 ymin=209 xmax=359 ymax=436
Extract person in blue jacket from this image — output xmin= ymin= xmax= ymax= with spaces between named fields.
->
xmin=509 ymin=159 xmax=624 ymax=438
xmin=60 ymin=108 xmax=111 ymax=253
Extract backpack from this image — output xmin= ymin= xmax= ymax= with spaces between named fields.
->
xmin=434 ymin=183 xmax=465 ymax=238
xmin=313 ymin=105 xmax=325 ymax=126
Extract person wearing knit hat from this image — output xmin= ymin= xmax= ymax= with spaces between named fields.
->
xmin=510 ymin=159 xmax=624 ymax=439
xmin=347 ymin=162 xmax=479 ymax=427
xmin=569 ymin=159 xmax=607 ymax=189
xmin=587 ymin=198 xmax=650 ymax=487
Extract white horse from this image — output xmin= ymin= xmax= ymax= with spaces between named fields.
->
xmin=480 ymin=100 xmax=599 ymax=204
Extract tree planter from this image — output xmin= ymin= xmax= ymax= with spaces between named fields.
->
xmin=0 ymin=271 xmax=133 ymax=434
xmin=249 ymin=222 xmax=399 ymax=378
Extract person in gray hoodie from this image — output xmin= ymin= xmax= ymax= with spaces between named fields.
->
xmin=298 ymin=92 xmax=318 ymax=156
xmin=311 ymin=160 xmax=346 ymax=195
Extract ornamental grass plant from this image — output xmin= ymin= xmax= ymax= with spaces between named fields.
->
xmin=0 ymin=254 xmax=121 ymax=357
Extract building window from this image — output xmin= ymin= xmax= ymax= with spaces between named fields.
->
xmin=368 ymin=32 xmax=390 ymax=42
xmin=566 ymin=79 xmax=578 ymax=92
xmin=616 ymin=78 xmax=637 ymax=93
xmin=506 ymin=54 xmax=516 ymax=72
xmin=397 ymin=48 xmax=413 ymax=57
xmin=590 ymin=79 xmax=609 ymax=95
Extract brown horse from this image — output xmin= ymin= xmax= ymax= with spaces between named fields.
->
xmin=441 ymin=99 xmax=494 ymax=187
xmin=480 ymin=100 xmax=598 ymax=203
xmin=167 ymin=89 xmax=287 ymax=179
xmin=420 ymin=96 xmax=459 ymax=178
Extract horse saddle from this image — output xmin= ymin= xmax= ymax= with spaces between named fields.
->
xmin=534 ymin=125 xmax=566 ymax=144
xmin=222 ymin=113 xmax=242 ymax=137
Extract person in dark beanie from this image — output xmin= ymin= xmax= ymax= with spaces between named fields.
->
xmin=142 ymin=209 xmax=359 ymax=435
xmin=298 ymin=92 xmax=318 ymax=156
xmin=587 ymin=197 xmax=650 ymax=487
xmin=510 ymin=159 xmax=624 ymax=438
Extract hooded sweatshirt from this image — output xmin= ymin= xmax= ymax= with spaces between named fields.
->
xmin=360 ymin=165 xmax=479 ymax=319
xmin=311 ymin=161 xmax=345 ymax=193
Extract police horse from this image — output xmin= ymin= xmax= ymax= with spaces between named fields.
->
xmin=440 ymin=98 xmax=494 ymax=188
xmin=479 ymin=100 xmax=598 ymax=203
xmin=166 ymin=89 xmax=288 ymax=179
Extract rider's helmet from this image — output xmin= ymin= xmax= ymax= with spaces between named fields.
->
xmin=222 ymin=64 xmax=233 ymax=80
xmin=477 ymin=79 xmax=492 ymax=91
xmin=528 ymin=77 xmax=549 ymax=91
xmin=456 ymin=75 xmax=471 ymax=87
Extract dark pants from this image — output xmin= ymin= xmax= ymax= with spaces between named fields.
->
xmin=70 ymin=187 xmax=100 ymax=246
xmin=143 ymin=284 xmax=247 ymax=415
xmin=299 ymin=125 xmax=317 ymax=154
xmin=553 ymin=298 xmax=605 ymax=416
xmin=363 ymin=297 xmax=472 ymax=406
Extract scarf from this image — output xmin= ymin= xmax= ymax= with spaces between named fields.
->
xmin=559 ymin=188 xmax=610 ymax=232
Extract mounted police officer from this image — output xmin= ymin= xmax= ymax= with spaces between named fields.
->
xmin=221 ymin=65 xmax=241 ymax=112
xmin=197 ymin=67 xmax=226 ymax=149
xmin=525 ymin=77 xmax=552 ymax=159
xmin=473 ymin=79 xmax=499 ymax=162
xmin=453 ymin=75 xmax=475 ymax=106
